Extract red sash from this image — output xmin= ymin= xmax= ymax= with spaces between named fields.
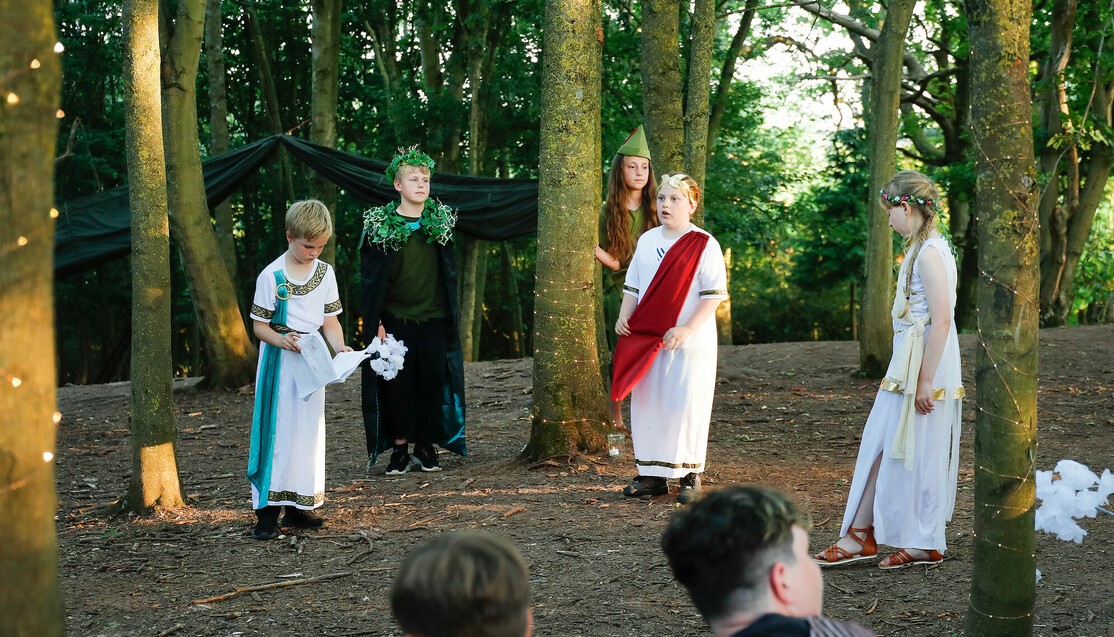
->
xmin=611 ymin=230 xmax=709 ymax=401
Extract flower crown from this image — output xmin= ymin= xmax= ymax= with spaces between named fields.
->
xmin=385 ymin=146 xmax=436 ymax=182
xmin=880 ymin=189 xmax=934 ymax=208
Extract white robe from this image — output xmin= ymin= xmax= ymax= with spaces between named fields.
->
xmin=249 ymin=256 xmax=343 ymax=510
xmin=839 ymin=237 xmax=964 ymax=551
xmin=622 ymin=226 xmax=728 ymax=479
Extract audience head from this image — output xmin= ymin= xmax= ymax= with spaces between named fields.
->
xmin=392 ymin=531 xmax=532 ymax=637
xmin=661 ymin=485 xmax=823 ymax=632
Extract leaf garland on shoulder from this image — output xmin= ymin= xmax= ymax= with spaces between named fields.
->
xmin=362 ymin=199 xmax=457 ymax=252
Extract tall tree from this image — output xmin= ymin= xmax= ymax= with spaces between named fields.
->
xmin=125 ymin=0 xmax=186 ymax=513
xmin=682 ymin=0 xmax=715 ymax=202
xmin=204 ymin=0 xmax=236 ymax=281
xmin=966 ymin=0 xmax=1039 ymax=633
xmin=526 ymin=0 xmax=611 ymax=459
xmin=860 ymin=0 xmax=915 ymax=377
xmin=310 ymin=0 xmax=342 ymax=265
xmin=162 ymin=0 xmax=258 ymax=389
xmin=1036 ymin=0 xmax=1114 ymax=327
xmin=0 ymin=1 xmax=64 ymax=633
xmin=641 ymin=0 xmax=685 ymax=173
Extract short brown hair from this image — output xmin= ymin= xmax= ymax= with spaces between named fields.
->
xmin=392 ymin=531 xmax=530 ymax=637
xmin=661 ymin=485 xmax=811 ymax=622
xmin=285 ymin=199 xmax=333 ymax=241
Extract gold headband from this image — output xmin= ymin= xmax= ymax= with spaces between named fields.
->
xmin=660 ymin=173 xmax=695 ymax=204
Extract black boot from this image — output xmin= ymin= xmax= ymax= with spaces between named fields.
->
xmin=252 ymin=505 xmax=281 ymax=540
xmin=282 ymin=507 xmax=325 ymax=529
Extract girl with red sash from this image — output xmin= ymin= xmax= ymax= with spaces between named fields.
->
xmin=612 ymin=173 xmax=728 ymax=504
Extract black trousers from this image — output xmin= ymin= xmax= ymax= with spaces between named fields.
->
xmin=379 ymin=314 xmax=448 ymax=444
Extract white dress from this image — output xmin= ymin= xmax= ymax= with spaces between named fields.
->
xmin=622 ymin=226 xmax=728 ymax=479
xmin=839 ymin=237 xmax=964 ymax=551
xmin=249 ymin=256 xmax=343 ymax=510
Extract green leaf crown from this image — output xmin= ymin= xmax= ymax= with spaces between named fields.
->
xmin=385 ymin=146 xmax=436 ymax=182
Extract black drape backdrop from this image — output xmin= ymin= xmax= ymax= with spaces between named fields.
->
xmin=54 ymin=135 xmax=539 ymax=277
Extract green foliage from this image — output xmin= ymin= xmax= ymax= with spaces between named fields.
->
xmin=1071 ymin=204 xmax=1114 ymax=324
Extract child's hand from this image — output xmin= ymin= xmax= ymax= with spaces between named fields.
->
xmin=615 ymin=315 xmax=631 ymax=336
xmin=594 ymin=245 xmax=620 ymax=271
xmin=377 ymin=324 xmax=387 ymax=341
xmin=915 ymin=378 xmax=935 ymax=414
xmin=336 ymin=345 xmax=354 ymax=353
xmin=662 ymin=326 xmax=693 ymax=350
xmin=279 ymin=333 xmax=301 ymax=353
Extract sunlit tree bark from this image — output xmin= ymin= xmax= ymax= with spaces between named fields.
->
xmin=641 ymin=0 xmax=684 ymax=173
xmin=526 ymin=0 xmax=610 ymax=459
xmin=0 ymin=1 xmax=64 ymax=633
xmin=860 ymin=0 xmax=914 ymax=377
xmin=163 ymin=0 xmax=257 ymax=389
xmin=125 ymin=0 xmax=186 ymax=512
xmin=966 ymin=0 xmax=1039 ymax=633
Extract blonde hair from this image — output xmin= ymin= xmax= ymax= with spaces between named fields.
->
xmin=881 ymin=170 xmax=942 ymax=307
xmin=285 ymin=199 xmax=333 ymax=240
xmin=395 ymin=163 xmax=431 ymax=183
xmin=659 ymin=172 xmax=702 ymax=207
xmin=603 ymin=155 xmax=659 ymax=266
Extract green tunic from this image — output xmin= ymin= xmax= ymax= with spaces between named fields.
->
xmin=383 ymin=220 xmax=448 ymax=321
xmin=598 ymin=203 xmax=648 ymax=351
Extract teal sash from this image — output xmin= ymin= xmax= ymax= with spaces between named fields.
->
xmin=247 ymin=270 xmax=290 ymax=507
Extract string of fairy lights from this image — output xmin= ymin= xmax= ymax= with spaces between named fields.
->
xmin=529 ymin=241 xmax=612 ymax=428
xmin=962 ymin=119 xmax=1043 ymax=622
xmin=1 ymin=40 xmax=67 ymax=493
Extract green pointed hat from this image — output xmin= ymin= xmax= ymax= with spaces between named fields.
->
xmin=616 ymin=125 xmax=651 ymax=160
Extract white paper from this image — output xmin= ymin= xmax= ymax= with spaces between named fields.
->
xmin=290 ymin=331 xmax=373 ymax=401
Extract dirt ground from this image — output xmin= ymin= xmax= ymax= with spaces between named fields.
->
xmin=55 ymin=326 xmax=1114 ymax=637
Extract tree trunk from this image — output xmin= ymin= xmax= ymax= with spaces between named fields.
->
xmin=244 ymin=0 xmax=294 ymax=203
xmin=707 ymin=0 xmax=757 ymax=151
xmin=716 ymin=248 xmax=733 ymax=344
xmin=458 ymin=236 xmax=486 ymax=362
xmin=859 ymin=0 xmax=914 ymax=377
xmin=125 ymin=0 xmax=186 ymax=513
xmin=203 ymin=0 xmax=236 ymax=281
xmin=1037 ymin=0 xmax=1114 ymax=326
xmin=310 ymin=0 xmax=342 ymax=265
xmin=0 ymin=1 xmax=64 ymax=633
xmin=641 ymin=0 xmax=684 ymax=173
xmin=683 ymin=0 xmax=714 ymax=225
xmin=951 ymin=197 xmax=978 ymax=330
xmin=502 ymin=242 xmax=524 ymax=357
xmin=527 ymin=0 xmax=610 ymax=459
xmin=163 ymin=0 xmax=258 ymax=389
xmin=966 ymin=0 xmax=1039 ymax=633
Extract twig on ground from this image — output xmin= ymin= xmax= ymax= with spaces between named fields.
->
xmin=191 ymin=571 xmax=353 ymax=605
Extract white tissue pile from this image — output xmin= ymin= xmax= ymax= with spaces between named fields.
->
xmin=367 ymin=334 xmax=408 ymax=381
xmin=1034 ymin=459 xmax=1114 ymax=543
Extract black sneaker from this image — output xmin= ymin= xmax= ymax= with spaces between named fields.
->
xmin=411 ymin=443 xmax=442 ymax=472
xmin=282 ymin=507 xmax=325 ymax=529
xmin=385 ymin=444 xmax=412 ymax=475
xmin=622 ymin=476 xmax=668 ymax=498
xmin=677 ymin=473 xmax=702 ymax=505
xmin=252 ymin=506 xmax=280 ymax=540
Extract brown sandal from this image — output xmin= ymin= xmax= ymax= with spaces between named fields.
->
xmin=813 ymin=526 xmax=878 ymax=566
xmin=879 ymin=548 xmax=944 ymax=570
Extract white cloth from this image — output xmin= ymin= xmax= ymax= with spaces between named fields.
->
xmin=249 ymin=256 xmax=342 ymax=510
xmin=839 ymin=237 xmax=964 ymax=550
xmin=622 ymin=227 xmax=728 ymax=479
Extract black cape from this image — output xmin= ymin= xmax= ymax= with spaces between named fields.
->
xmin=359 ymin=234 xmax=468 ymax=464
